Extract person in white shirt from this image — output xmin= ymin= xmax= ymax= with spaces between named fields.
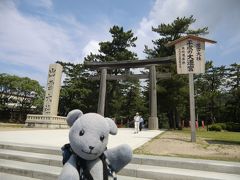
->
xmin=134 ymin=112 xmax=140 ymax=133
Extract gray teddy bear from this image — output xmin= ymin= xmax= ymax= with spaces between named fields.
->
xmin=58 ymin=109 xmax=132 ymax=180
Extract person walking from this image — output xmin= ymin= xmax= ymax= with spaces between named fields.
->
xmin=139 ymin=116 xmax=144 ymax=131
xmin=134 ymin=112 xmax=140 ymax=133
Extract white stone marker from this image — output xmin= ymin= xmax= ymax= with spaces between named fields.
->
xmin=43 ymin=63 xmax=63 ymax=116
xmin=25 ymin=63 xmax=67 ymax=128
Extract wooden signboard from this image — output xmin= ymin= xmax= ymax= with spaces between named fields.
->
xmin=167 ymin=35 xmax=216 ymax=74
xmin=175 ymin=39 xmax=205 ymax=74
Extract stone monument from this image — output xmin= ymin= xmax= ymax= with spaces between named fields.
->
xmin=25 ymin=63 xmax=67 ymax=128
xmin=43 ymin=63 xmax=62 ymax=116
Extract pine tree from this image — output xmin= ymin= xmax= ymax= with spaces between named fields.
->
xmin=57 ymin=62 xmax=99 ymax=116
xmin=225 ymin=63 xmax=240 ymax=122
xmin=85 ymin=26 xmax=144 ymax=120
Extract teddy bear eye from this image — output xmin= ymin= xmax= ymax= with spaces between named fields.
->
xmin=79 ymin=130 xmax=85 ymax=136
xmin=100 ymin=135 xmax=105 ymax=142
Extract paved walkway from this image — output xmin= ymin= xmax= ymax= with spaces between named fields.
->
xmin=0 ymin=128 xmax=164 ymax=149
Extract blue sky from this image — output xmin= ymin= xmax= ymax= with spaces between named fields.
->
xmin=0 ymin=0 xmax=239 ymax=86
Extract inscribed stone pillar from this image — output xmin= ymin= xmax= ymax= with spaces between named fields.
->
xmin=43 ymin=63 xmax=63 ymax=116
xmin=97 ymin=68 xmax=107 ymax=116
xmin=148 ymin=65 xmax=158 ymax=130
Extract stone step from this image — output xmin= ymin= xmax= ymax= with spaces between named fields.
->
xmin=0 ymin=172 xmax=150 ymax=180
xmin=0 ymin=141 xmax=61 ymax=155
xmin=0 ymin=149 xmax=62 ymax=167
xmin=133 ymin=154 xmax=240 ymax=175
xmin=0 ymin=142 xmax=240 ymax=174
xmin=0 ymin=159 xmax=60 ymax=180
xmin=119 ymin=163 xmax=240 ymax=180
xmin=1 ymin=158 xmax=240 ymax=180
xmin=0 ymin=172 xmax=39 ymax=180
xmin=1 ymin=143 xmax=240 ymax=175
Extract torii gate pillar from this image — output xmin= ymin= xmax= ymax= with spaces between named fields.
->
xmin=148 ymin=65 xmax=158 ymax=129
xmin=97 ymin=68 xmax=107 ymax=116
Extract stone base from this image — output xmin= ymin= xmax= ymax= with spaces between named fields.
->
xmin=25 ymin=114 xmax=68 ymax=129
xmin=148 ymin=116 xmax=159 ymax=130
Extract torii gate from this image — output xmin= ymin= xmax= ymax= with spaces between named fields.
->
xmin=84 ymin=55 xmax=175 ymax=130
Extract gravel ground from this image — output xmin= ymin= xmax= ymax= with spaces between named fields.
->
xmin=134 ymin=130 xmax=240 ymax=162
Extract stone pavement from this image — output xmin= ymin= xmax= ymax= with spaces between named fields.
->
xmin=0 ymin=128 xmax=164 ymax=150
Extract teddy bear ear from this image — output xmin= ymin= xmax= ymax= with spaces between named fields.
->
xmin=66 ymin=109 xmax=83 ymax=127
xmin=105 ymin=118 xmax=118 ymax=135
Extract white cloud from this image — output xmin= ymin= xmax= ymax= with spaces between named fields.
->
xmin=82 ymin=40 xmax=100 ymax=58
xmin=134 ymin=0 xmax=240 ymax=63
xmin=27 ymin=0 xmax=53 ymax=9
xmin=0 ymin=1 xmax=109 ymax=85
xmin=0 ymin=1 xmax=80 ymax=69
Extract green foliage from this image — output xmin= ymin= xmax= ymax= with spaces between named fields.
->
xmin=224 ymin=63 xmax=240 ymax=123
xmin=226 ymin=122 xmax=240 ymax=132
xmin=158 ymin=113 xmax=170 ymax=129
xmin=207 ymin=122 xmax=240 ymax=132
xmin=99 ymin=26 xmax=137 ymax=62
xmin=85 ymin=26 xmax=137 ymax=65
xmin=217 ymin=123 xmax=227 ymax=130
xmin=56 ymin=62 xmax=99 ymax=116
xmin=226 ymin=63 xmax=240 ymax=90
xmin=194 ymin=62 xmax=240 ymax=124
xmin=195 ymin=61 xmax=227 ymax=123
xmin=144 ymin=15 xmax=208 ymax=58
xmin=0 ymin=73 xmax=44 ymax=122
xmin=208 ymin=124 xmax=222 ymax=131
xmin=84 ymin=25 xmax=145 ymax=118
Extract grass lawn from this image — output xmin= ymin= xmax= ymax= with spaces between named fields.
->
xmin=0 ymin=123 xmax=24 ymax=128
xmin=181 ymin=128 xmax=240 ymax=144
xmin=0 ymin=123 xmax=26 ymax=131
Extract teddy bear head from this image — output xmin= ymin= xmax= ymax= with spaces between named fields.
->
xmin=66 ymin=109 xmax=117 ymax=160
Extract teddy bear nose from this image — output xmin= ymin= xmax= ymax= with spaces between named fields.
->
xmin=89 ymin=146 xmax=94 ymax=150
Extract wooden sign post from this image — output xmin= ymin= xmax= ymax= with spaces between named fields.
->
xmin=167 ymin=35 xmax=216 ymax=142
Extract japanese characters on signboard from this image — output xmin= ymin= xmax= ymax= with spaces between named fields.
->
xmin=175 ymin=39 xmax=205 ymax=74
xmin=43 ymin=65 xmax=56 ymax=115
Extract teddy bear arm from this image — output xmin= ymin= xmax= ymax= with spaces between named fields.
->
xmin=104 ymin=144 xmax=132 ymax=173
xmin=58 ymin=154 xmax=80 ymax=180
